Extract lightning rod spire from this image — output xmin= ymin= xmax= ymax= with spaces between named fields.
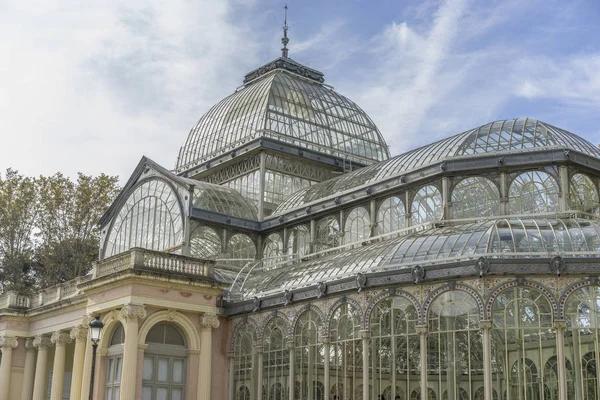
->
xmin=281 ymin=4 xmax=289 ymax=58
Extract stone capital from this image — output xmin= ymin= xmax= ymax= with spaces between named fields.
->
xmin=51 ymin=331 xmax=72 ymax=346
xmin=200 ymin=314 xmax=220 ymax=329
xmin=286 ymin=340 xmax=295 ymax=350
xmin=33 ymin=335 xmax=53 ymax=350
xmin=553 ymin=319 xmax=567 ymax=331
xmin=254 ymin=345 xmax=263 ymax=354
xmin=415 ymin=325 xmax=428 ymax=336
xmin=97 ymin=348 xmax=108 ymax=357
xmin=479 ymin=320 xmax=493 ymax=330
xmin=119 ymin=304 xmax=146 ymax=321
xmin=319 ymin=335 xmax=330 ymax=345
xmin=359 ymin=329 xmax=370 ymax=339
xmin=24 ymin=337 xmax=36 ymax=351
xmin=0 ymin=336 xmax=18 ymax=349
xmin=70 ymin=326 xmax=88 ymax=342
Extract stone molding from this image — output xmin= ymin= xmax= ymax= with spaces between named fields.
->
xmin=0 ymin=336 xmax=18 ymax=349
xmin=200 ymin=314 xmax=220 ymax=329
xmin=51 ymin=331 xmax=72 ymax=346
xmin=33 ymin=336 xmax=53 ymax=350
xmin=415 ymin=325 xmax=428 ymax=336
xmin=119 ymin=304 xmax=147 ymax=321
xmin=70 ymin=326 xmax=88 ymax=342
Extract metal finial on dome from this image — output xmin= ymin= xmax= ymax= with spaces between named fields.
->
xmin=281 ymin=4 xmax=289 ymax=58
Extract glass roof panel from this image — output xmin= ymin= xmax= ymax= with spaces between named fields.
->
xmin=186 ymin=179 xmax=257 ymax=220
xmin=274 ymin=118 xmax=600 ymax=214
xmin=229 ymin=218 xmax=600 ymax=297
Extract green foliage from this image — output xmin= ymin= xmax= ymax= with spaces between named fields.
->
xmin=0 ymin=169 xmax=120 ymax=292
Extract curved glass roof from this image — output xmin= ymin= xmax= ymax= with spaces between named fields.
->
xmin=187 ymin=179 xmax=257 ymax=220
xmin=232 ymin=218 xmax=600 ymax=297
xmin=275 ymin=118 xmax=600 ymax=213
xmin=175 ymin=62 xmax=390 ymax=172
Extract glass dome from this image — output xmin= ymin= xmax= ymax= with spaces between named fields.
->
xmin=175 ymin=58 xmax=390 ymax=172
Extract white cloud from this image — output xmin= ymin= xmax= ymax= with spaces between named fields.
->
xmin=0 ymin=1 xmax=261 ymax=181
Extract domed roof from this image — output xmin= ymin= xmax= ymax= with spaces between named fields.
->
xmin=175 ymin=57 xmax=390 ymax=172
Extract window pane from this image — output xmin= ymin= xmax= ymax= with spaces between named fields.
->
xmin=173 ymin=359 xmax=184 ymax=383
xmin=156 ymin=387 xmax=168 ymax=400
xmin=157 ymin=358 xmax=169 ymax=382
xmin=113 ymin=387 xmax=120 ymax=400
xmin=143 ymin=356 xmax=154 ymax=381
xmin=106 ymin=359 xmax=114 ymax=382
xmin=142 ymin=386 xmax=152 ymax=400
xmin=172 ymin=388 xmax=183 ymax=400
xmin=115 ymin=357 xmax=122 ymax=383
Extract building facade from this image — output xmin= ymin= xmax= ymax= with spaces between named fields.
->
xmin=2 ymin=50 xmax=600 ymax=400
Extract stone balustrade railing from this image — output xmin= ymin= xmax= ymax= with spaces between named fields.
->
xmin=0 ymin=248 xmax=214 ymax=312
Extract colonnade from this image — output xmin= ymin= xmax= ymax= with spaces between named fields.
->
xmin=0 ymin=305 xmax=221 ymax=400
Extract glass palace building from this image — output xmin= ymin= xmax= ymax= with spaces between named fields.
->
xmin=2 ymin=51 xmax=600 ymax=400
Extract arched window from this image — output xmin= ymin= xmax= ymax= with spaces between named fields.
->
xmin=316 ymin=216 xmax=340 ymax=252
xmin=428 ymin=290 xmax=481 ymax=400
xmin=441 ymin=388 xmax=468 ymax=400
xmin=263 ymin=318 xmax=289 ymax=400
xmin=344 ymin=207 xmax=370 ymax=247
xmin=228 ymin=234 xmax=256 ymax=259
xmin=234 ymin=324 xmax=256 ymax=400
xmin=473 ymin=387 xmax=498 ymax=400
xmin=287 ymin=225 xmax=310 ymax=260
xmin=189 ymin=225 xmax=221 ymax=259
xmin=294 ymin=311 xmax=323 ymax=400
xmin=330 ymin=303 xmax=362 ymax=400
xmin=452 ymin=177 xmax=499 ymax=219
xmin=142 ymin=323 xmax=187 ymax=400
xmin=491 ymin=286 xmax=554 ymax=400
xmin=544 ymin=355 xmax=574 ymax=400
xmin=382 ymin=386 xmax=404 ymax=400
xmin=410 ymin=388 xmax=436 ymax=400
xmin=105 ymin=179 xmax=184 ymax=257
xmin=354 ymin=384 xmax=372 ymax=400
xmin=263 ymin=233 xmax=284 ymax=267
xmin=508 ymin=171 xmax=559 ymax=214
xmin=329 ymin=383 xmax=346 ymax=400
xmin=570 ymin=173 xmax=599 ymax=214
xmin=564 ymin=285 xmax=600 ymax=400
xmin=369 ymin=296 xmax=419 ymax=400
xmin=376 ymin=196 xmax=406 ymax=236
xmin=411 ymin=185 xmax=443 ymax=225
xmin=106 ymin=323 xmax=125 ymax=399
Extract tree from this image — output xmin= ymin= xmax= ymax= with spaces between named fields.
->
xmin=0 ymin=169 xmax=38 ymax=292
xmin=34 ymin=173 xmax=120 ymax=287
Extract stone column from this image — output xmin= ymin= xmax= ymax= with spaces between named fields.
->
xmin=322 ymin=336 xmax=330 ymax=400
xmin=79 ymin=333 xmax=93 ymax=399
xmin=0 ymin=336 xmax=18 ymax=400
xmin=287 ymin=340 xmax=294 ymax=400
xmin=21 ymin=338 xmax=37 ymax=400
xmin=255 ymin=346 xmax=263 ymax=400
xmin=554 ymin=320 xmax=568 ymax=400
xmin=50 ymin=331 xmax=72 ymax=400
xmin=32 ymin=336 xmax=53 ymax=400
xmin=481 ymin=321 xmax=492 ymax=400
xmin=119 ymin=304 xmax=146 ymax=400
xmin=360 ymin=330 xmax=369 ymax=400
xmin=416 ymin=325 xmax=428 ymax=400
xmin=228 ymin=352 xmax=235 ymax=400
xmin=198 ymin=314 xmax=219 ymax=400
xmin=69 ymin=326 xmax=88 ymax=400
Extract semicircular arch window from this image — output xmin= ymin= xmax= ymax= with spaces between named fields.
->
xmin=329 ymin=303 xmax=362 ymax=400
xmin=411 ymin=185 xmax=443 ymax=225
xmin=316 ymin=216 xmax=340 ymax=252
xmin=570 ymin=173 xmax=600 ymax=214
xmin=263 ymin=233 xmax=284 ymax=267
xmin=376 ymin=196 xmax=406 ymax=236
xmin=190 ymin=225 xmax=221 ymax=259
xmin=106 ymin=323 xmax=125 ymax=399
xmin=105 ymin=179 xmax=183 ymax=257
xmin=508 ymin=171 xmax=559 ymax=214
xmin=344 ymin=206 xmax=370 ymax=247
xmin=233 ymin=324 xmax=256 ymax=400
xmin=287 ymin=225 xmax=310 ymax=260
xmin=293 ymin=310 xmax=323 ymax=400
xmin=452 ymin=177 xmax=500 ymax=219
xmin=227 ymin=234 xmax=256 ymax=260
xmin=263 ymin=318 xmax=289 ymax=400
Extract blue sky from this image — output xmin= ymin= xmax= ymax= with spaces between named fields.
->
xmin=1 ymin=0 xmax=599 ymax=181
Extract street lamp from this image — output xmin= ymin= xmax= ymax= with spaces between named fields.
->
xmin=88 ymin=316 xmax=104 ymax=400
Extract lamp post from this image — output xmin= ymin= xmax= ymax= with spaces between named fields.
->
xmin=88 ymin=316 xmax=104 ymax=400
